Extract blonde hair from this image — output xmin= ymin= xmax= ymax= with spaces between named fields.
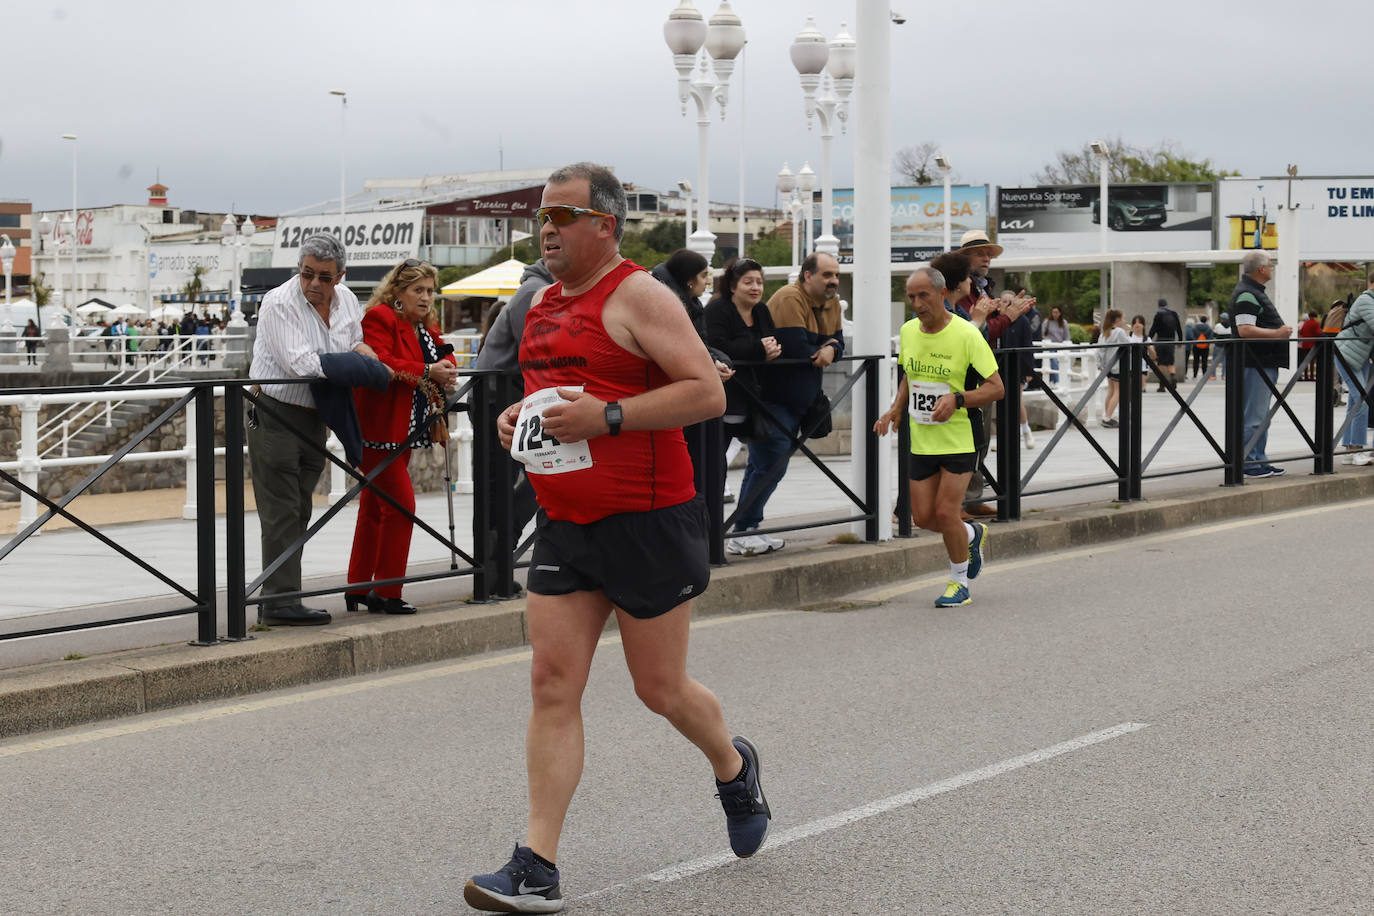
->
xmin=368 ymin=259 xmax=440 ymax=325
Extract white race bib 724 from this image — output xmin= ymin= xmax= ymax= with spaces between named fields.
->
xmin=511 ymin=386 xmax=594 ymax=475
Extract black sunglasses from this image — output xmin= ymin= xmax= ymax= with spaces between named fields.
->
xmin=396 ymin=258 xmax=422 ymax=271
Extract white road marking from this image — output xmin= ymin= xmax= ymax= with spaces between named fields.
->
xmin=0 ymin=611 xmax=787 ymax=759
xmin=637 ymin=721 xmax=1149 ymax=887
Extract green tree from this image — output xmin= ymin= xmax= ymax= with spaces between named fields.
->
xmin=745 ymin=234 xmax=792 ymax=266
xmin=1035 ymin=138 xmax=1238 ymax=185
xmin=181 ymin=265 xmax=205 ymax=307
xmin=638 ymin=220 xmax=687 ymax=254
xmin=30 ymin=273 xmax=51 ymax=327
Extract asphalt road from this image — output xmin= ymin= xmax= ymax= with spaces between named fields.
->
xmin=2 ymin=500 xmax=1371 ymax=915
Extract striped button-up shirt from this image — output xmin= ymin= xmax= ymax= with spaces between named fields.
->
xmin=250 ymin=274 xmax=364 ymax=407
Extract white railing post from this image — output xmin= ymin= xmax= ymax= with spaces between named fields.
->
xmin=61 ymin=419 xmax=70 ymax=457
xmin=18 ymin=395 xmax=39 ymax=534
xmin=182 ymin=395 xmax=197 ymax=520
xmin=454 ymin=410 xmax=473 ymax=494
xmin=328 ymin=433 xmax=346 ymax=503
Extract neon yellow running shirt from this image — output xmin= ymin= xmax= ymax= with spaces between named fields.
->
xmin=897 ymin=314 xmax=999 ymax=455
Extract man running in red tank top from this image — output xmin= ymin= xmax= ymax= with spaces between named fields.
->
xmin=463 ymin=163 xmax=772 ymax=915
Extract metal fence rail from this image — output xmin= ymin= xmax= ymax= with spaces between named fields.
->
xmin=2 ymin=333 xmax=1367 ymax=644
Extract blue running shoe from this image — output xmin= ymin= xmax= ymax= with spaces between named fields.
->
xmin=935 ymin=580 xmax=972 ymax=607
xmin=716 ymin=736 xmax=771 ymax=857
xmin=463 ymin=845 xmax=564 ymax=913
xmin=1266 ymin=464 xmax=1286 ymax=477
xmin=1244 ymin=465 xmax=1274 ymax=478
xmin=967 ymin=522 xmax=988 ymax=581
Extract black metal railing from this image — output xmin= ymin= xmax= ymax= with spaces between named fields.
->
xmin=4 ymin=333 xmax=1370 ymax=644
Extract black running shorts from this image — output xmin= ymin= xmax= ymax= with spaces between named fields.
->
xmin=527 ymin=495 xmax=710 ymax=619
xmin=909 ymin=451 xmax=977 ymax=481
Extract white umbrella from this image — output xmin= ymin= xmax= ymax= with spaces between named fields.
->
xmin=150 ymin=304 xmax=186 ymax=321
xmin=76 ymin=302 xmax=112 ymax=316
xmin=109 ymin=303 xmax=148 ymax=318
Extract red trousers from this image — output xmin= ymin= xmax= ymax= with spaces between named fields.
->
xmin=347 ymin=447 xmax=415 ymax=599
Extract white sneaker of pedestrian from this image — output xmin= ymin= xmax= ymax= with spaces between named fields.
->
xmin=1342 ymin=453 xmax=1357 ymax=465
xmin=725 ymin=534 xmax=769 ymax=556
xmin=1022 ymin=426 xmax=1036 ymax=449
xmin=756 ymin=532 xmax=785 ymax=552
xmin=1354 ymin=452 xmax=1374 ymax=466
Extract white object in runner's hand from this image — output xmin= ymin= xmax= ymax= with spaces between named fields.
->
xmin=512 ymin=386 xmax=594 ymax=475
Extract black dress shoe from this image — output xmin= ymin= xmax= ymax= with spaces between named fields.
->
xmin=376 ymin=597 xmax=418 ymax=615
xmin=262 ymin=605 xmax=332 ymax=626
xmin=344 ymin=592 xmax=379 ymax=613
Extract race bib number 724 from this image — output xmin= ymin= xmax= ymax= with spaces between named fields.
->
xmin=512 ymin=386 xmax=594 ymax=475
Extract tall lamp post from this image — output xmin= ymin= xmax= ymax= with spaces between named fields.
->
xmin=61 ymin=133 xmax=78 ymax=322
xmin=678 ymin=178 xmax=693 ymax=247
xmin=935 ymin=154 xmax=953 ymax=252
xmin=790 ymin=19 xmax=855 ymax=259
xmin=776 ymin=163 xmax=800 ymax=279
xmin=1090 ymin=139 xmax=1110 ymax=315
xmin=220 ymin=213 xmax=256 ymax=327
xmin=664 ymin=0 xmax=747 ymax=263
xmin=797 ymin=161 xmax=816 ymax=255
xmin=0 ymin=235 xmax=15 ymax=355
xmin=0 ymin=234 xmax=15 ymax=333
xmin=330 ymin=89 xmax=347 ymax=225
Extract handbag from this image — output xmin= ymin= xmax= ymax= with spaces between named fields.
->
xmin=393 ymin=369 xmax=450 ymax=448
xmin=801 ymin=390 xmax=832 ymax=440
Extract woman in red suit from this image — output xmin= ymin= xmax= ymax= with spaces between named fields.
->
xmin=346 ymin=258 xmax=460 ymax=614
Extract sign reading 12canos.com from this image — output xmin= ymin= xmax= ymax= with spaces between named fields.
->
xmin=270 ymin=209 xmax=425 ymax=269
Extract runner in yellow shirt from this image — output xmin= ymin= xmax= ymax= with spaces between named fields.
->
xmin=875 ymin=266 xmax=1005 ymax=607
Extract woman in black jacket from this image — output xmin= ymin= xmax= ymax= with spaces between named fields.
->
xmin=704 ymin=259 xmax=790 ymax=556
xmin=652 ymin=249 xmax=735 ymax=499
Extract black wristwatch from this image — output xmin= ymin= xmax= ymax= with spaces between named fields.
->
xmin=954 ymin=392 xmax=966 ymax=409
xmin=605 ymin=401 xmax=623 ymax=436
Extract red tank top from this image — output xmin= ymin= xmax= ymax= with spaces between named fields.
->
xmin=519 ymin=259 xmax=695 ymax=523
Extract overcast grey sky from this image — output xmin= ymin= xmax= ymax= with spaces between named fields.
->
xmin=2 ymin=0 xmax=1361 ymax=216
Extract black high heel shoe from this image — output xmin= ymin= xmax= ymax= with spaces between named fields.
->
xmin=377 ymin=596 xmax=418 ymax=615
xmin=344 ymin=591 xmax=380 ymax=613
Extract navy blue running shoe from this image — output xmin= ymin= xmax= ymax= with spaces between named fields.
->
xmin=716 ymin=736 xmax=771 ymax=857
xmin=967 ymin=521 xmax=988 ymax=580
xmin=463 ymin=844 xmax=564 ymax=913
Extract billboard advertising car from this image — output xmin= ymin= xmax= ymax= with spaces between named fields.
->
xmin=832 ymin=185 xmax=988 ymax=264
xmin=996 ymin=183 xmax=1213 ymax=255
xmin=1216 ymin=177 xmax=1374 ymax=260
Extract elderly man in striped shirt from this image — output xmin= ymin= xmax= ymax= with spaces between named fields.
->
xmin=247 ymin=233 xmax=381 ymax=626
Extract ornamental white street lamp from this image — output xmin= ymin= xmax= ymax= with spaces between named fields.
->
xmin=330 ymin=89 xmax=348 ymax=225
xmin=664 ymin=0 xmax=747 ymax=262
xmin=790 ymin=19 xmax=855 ymax=259
xmin=678 ymin=178 xmax=693 ymax=247
xmin=0 ymin=234 xmax=15 ymax=338
xmin=221 ymin=213 xmax=256 ymax=327
xmin=776 ymin=162 xmax=800 ymax=280
xmin=935 ymin=154 xmax=953 ymax=251
xmin=796 ymin=161 xmax=816 ymax=255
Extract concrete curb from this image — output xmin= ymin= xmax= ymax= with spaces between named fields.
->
xmin=3 ymin=470 xmax=1369 ymax=740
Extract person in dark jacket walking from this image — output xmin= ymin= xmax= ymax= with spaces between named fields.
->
xmin=1148 ymin=298 xmax=1184 ymax=391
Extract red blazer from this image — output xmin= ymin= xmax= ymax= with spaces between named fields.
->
xmin=353 ymin=303 xmax=457 ymax=444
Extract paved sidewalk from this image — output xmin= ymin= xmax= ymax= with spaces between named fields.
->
xmin=1 ymin=379 xmax=1368 ymax=737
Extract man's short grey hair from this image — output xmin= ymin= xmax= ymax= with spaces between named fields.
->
xmin=298 ymin=233 xmax=346 ymax=273
xmin=547 ymin=162 xmax=627 ymax=241
xmin=912 ymin=266 xmax=946 ymax=291
xmin=1241 ymin=249 xmax=1270 ymax=277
